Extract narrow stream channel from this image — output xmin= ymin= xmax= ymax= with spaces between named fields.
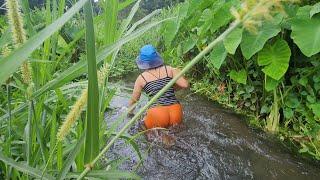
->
xmin=105 ymin=76 xmax=320 ymax=180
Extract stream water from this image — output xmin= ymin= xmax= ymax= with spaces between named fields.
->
xmin=105 ymin=77 xmax=320 ymax=180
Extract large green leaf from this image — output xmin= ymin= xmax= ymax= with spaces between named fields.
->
xmin=178 ymin=1 xmax=190 ymax=21
xmin=163 ymin=19 xmax=179 ymax=47
xmin=310 ymin=103 xmax=320 ymax=118
xmin=83 ymin=1 xmax=100 ymax=164
xmin=258 ymin=39 xmax=291 ymax=80
xmin=265 ymin=76 xmax=280 ymax=91
xmin=291 ymin=13 xmax=320 ymax=57
xmin=241 ymin=23 xmax=281 ymax=59
xmin=209 ymin=42 xmax=227 ymax=69
xmin=0 ymin=0 xmax=89 ymax=84
xmin=182 ymin=36 xmax=197 ymax=54
xmin=223 ymin=28 xmax=243 ymax=54
xmin=228 ymin=69 xmax=247 ymax=84
xmin=210 ymin=2 xmax=233 ymax=33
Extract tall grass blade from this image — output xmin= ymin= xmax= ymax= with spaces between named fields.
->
xmin=0 ymin=0 xmax=89 ymax=84
xmin=125 ymin=9 xmax=161 ymax=36
xmin=0 ymin=152 xmax=54 ymax=180
xmin=76 ymin=118 xmax=85 ymax=171
xmin=118 ymin=0 xmax=137 ymax=11
xmin=83 ymin=1 xmax=100 ymax=164
xmin=57 ymin=141 xmax=63 ymax=170
xmin=6 ymin=84 xmax=12 ymax=156
xmin=103 ymin=0 xmax=118 ymax=46
xmin=42 ymin=0 xmax=52 ymax=64
xmin=119 ymin=0 xmax=141 ymax=36
xmin=102 ymin=0 xmax=118 ymax=63
xmin=106 ymin=0 xmax=142 ymax=68
xmin=57 ymin=132 xmax=85 ymax=180
xmin=20 ymin=0 xmax=35 ymax=35
xmin=58 ymin=0 xmax=66 ymax=16
xmin=49 ymin=111 xmax=57 ymax=169
xmin=25 ymin=101 xmax=33 ymax=166
xmin=111 ymin=133 xmax=142 ymax=161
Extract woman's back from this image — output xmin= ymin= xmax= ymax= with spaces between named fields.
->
xmin=140 ymin=65 xmax=178 ymax=107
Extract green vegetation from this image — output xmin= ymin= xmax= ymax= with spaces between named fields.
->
xmin=0 ymin=0 xmax=319 ymax=179
xmin=0 ymin=0 xmax=167 ymax=178
xmin=158 ymin=0 xmax=320 ymax=160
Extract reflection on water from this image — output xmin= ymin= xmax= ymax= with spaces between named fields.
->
xmin=105 ymin=80 xmax=320 ymax=180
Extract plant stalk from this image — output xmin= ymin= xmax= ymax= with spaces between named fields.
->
xmin=83 ymin=0 xmax=100 ymax=164
xmin=76 ymin=20 xmax=241 ymax=179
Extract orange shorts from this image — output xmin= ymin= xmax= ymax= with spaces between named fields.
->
xmin=144 ymin=103 xmax=183 ymax=129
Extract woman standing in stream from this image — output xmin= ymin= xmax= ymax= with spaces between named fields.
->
xmin=128 ymin=44 xmax=189 ymax=139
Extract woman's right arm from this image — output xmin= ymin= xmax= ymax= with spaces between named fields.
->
xmin=129 ymin=77 xmax=143 ymax=107
xmin=171 ymin=67 xmax=189 ymax=89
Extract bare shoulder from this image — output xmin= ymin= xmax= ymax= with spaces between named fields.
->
xmin=164 ymin=65 xmax=174 ymax=76
xmin=135 ymin=74 xmax=145 ymax=87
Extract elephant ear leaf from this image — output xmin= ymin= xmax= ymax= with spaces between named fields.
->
xmin=258 ymin=39 xmax=291 ymax=80
xmin=223 ymin=28 xmax=243 ymax=55
xmin=163 ymin=19 xmax=179 ymax=47
xmin=182 ymin=36 xmax=197 ymax=54
xmin=228 ymin=69 xmax=247 ymax=85
xmin=310 ymin=103 xmax=320 ymax=118
xmin=265 ymin=76 xmax=280 ymax=92
xmin=291 ymin=6 xmax=320 ymax=57
xmin=208 ymin=42 xmax=227 ymax=69
xmin=240 ymin=22 xmax=281 ymax=60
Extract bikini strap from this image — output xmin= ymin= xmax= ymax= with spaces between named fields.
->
xmin=140 ymin=74 xmax=147 ymax=83
xmin=164 ymin=65 xmax=169 ymax=77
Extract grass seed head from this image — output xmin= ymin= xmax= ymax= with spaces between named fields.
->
xmin=21 ymin=62 xmax=33 ymax=85
xmin=6 ymin=0 xmax=33 ymax=85
xmin=57 ymin=89 xmax=88 ymax=142
xmin=6 ymin=0 xmax=26 ymax=46
xmin=2 ymin=44 xmax=11 ymax=57
xmin=231 ymin=0 xmax=299 ymax=33
xmin=98 ymin=63 xmax=109 ymax=87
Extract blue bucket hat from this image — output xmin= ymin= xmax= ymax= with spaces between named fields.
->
xmin=136 ymin=44 xmax=164 ymax=70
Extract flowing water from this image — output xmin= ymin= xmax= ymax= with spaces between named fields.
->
xmin=105 ymin=77 xmax=320 ymax=180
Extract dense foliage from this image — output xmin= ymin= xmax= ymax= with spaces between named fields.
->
xmin=158 ymin=0 xmax=320 ymax=160
xmin=0 ymin=0 xmax=319 ymax=179
xmin=0 ymin=0 xmax=169 ymax=178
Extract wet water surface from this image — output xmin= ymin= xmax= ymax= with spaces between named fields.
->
xmin=105 ymin=80 xmax=320 ymax=180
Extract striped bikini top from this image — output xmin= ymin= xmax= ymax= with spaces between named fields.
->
xmin=140 ymin=65 xmax=179 ymax=107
